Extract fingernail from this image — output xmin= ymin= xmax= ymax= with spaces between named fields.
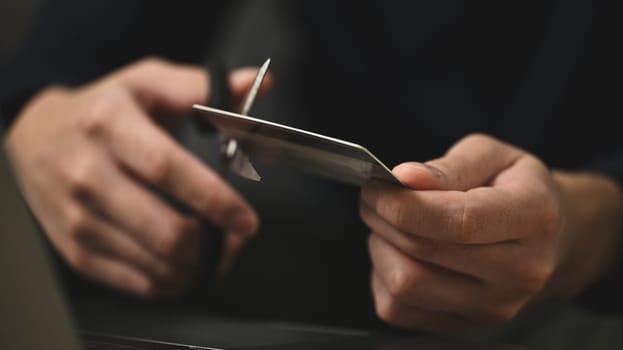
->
xmin=217 ymin=233 xmax=246 ymax=277
xmin=421 ymin=163 xmax=445 ymax=181
xmin=399 ymin=163 xmax=445 ymax=181
xmin=227 ymin=212 xmax=257 ymax=236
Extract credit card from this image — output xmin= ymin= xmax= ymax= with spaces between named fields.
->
xmin=193 ymin=104 xmax=405 ymax=187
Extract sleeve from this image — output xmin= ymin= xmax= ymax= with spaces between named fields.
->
xmin=577 ymin=1 xmax=623 ymax=185
xmin=571 ymin=0 xmax=623 ymax=311
xmin=0 ymin=0 xmax=231 ymax=131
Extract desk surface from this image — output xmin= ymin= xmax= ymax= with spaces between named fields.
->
xmin=70 ymin=294 xmax=623 ymax=350
xmin=71 ymin=297 xmax=525 ymax=350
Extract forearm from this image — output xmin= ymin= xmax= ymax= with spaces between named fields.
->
xmin=1 ymin=0 xmax=229 ymax=131
xmin=547 ymin=170 xmax=623 ymax=299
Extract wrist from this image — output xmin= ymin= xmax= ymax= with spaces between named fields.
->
xmin=546 ymin=170 xmax=623 ymax=299
xmin=4 ymin=86 xmax=71 ymax=166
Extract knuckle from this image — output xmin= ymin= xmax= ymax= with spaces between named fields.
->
xmin=459 ymin=133 xmax=497 ymax=149
xmin=78 ymin=100 xmax=116 ymax=138
xmin=195 ymin=190 xmax=238 ymax=227
xmin=539 ymin=196 xmax=564 ymax=237
xmin=501 ymin=260 xmax=552 ymax=296
xmin=156 ymin=218 xmax=194 ymax=258
xmin=451 ymin=201 xmax=478 ymax=243
xmin=374 ymin=292 xmax=399 ymax=323
xmin=152 ymin=263 xmax=178 ymax=283
xmin=466 ymin=132 xmax=494 ymax=143
xmin=518 ymin=263 xmax=552 ymax=293
xmin=64 ymin=244 xmax=90 ymax=271
xmin=64 ymin=207 xmax=91 ymax=239
xmin=407 ymin=237 xmax=440 ymax=261
xmin=359 ymin=203 xmax=370 ymax=224
xmin=137 ymin=277 xmax=160 ymax=298
xmin=387 ymin=267 xmax=415 ymax=300
xmin=114 ymin=56 xmax=170 ymax=89
xmin=367 ymin=234 xmax=376 ymax=252
xmin=392 ymin=200 xmax=411 ymax=231
xmin=381 ymin=196 xmax=411 ymax=231
xmin=485 ymin=303 xmax=522 ymax=323
xmin=401 ymin=238 xmax=421 ymax=257
xmin=63 ymin=158 xmax=97 ymax=198
xmin=157 ymin=231 xmax=184 ymax=259
xmin=144 ymin=154 xmax=171 ymax=185
xmin=195 ymin=192 xmax=220 ymax=218
xmin=134 ymin=56 xmax=169 ymax=75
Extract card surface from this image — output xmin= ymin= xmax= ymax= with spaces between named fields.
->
xmin=193 ymin=104 xmax=405 ymax=187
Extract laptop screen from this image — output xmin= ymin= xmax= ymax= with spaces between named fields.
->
xmin=0 ymin=149 xmax=81 ymax=350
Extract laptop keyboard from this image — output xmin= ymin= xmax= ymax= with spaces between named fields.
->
xmin=81 ymin=333 xmax=209 ymax=350
xmin=84 ymin=340 xmax=155 ymax=350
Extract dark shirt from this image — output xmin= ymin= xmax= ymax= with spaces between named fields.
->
xmin=1 ymin=0 xmax=622 ymax=331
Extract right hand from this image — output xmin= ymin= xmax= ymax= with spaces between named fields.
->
xmin=4 ymin=57 xmax=262 ymax=298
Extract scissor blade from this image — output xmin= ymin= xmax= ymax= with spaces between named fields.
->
xmin=239 ymin=58 xmax=271 ymax=116
xmin=220 ymin=138 xmax=261 ymax=182
xmin=220 ymin=58 xmax=270 ymax=181
xmin=230 ymin=151 xmax=261 ymax=181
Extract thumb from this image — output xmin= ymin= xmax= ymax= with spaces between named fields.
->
xmin=394 ymin=134 xmax=523 ymax=191
xmin=114 ymin=57 xmax=209 ymax=112
xmin=392 ymin=162 xmax=446 ymax=190
xmin=229 ymin=67 xmax=273 ymax=110
xmin=113 ymin=57 xmax=273 ymax=114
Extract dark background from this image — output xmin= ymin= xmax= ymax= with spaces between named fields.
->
xmin=3 ymin=2 xmax=623 ymax=350
xmin=0 ymin=0 xmax=38 ymax=63
xmin=0 ymin=0 xmax=382 ymax=329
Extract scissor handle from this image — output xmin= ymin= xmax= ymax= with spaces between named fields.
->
xmin=193 ymin=58 xmax=232 ymax=133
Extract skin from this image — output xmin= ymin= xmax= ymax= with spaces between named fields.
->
xmin=4 ymin=57 xmax=269 ymax=298
xmin=361 ymin=133 xmax=623 ymax=331
xmin=5 ymin=57 xmax=623 ymax=332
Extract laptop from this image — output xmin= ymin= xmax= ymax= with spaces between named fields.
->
xmin=0 ymin=148 xmax=525 ymax=350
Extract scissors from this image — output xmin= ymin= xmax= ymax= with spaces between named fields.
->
xmin=196 ymin=58 xmax=403 ymax=188
xmin=197 ymin=58 xmax=271 ymax=181
xmin=157 ymin=58 xmax=270 ymax=279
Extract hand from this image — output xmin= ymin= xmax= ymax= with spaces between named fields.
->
xmin=4 ymin=57 xmax=266 ymax=298
xmin=360 ymin=133 xmax=623 ymax=332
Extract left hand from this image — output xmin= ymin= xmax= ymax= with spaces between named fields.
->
xmin=360 ymin=133 xmax=623 ymax=332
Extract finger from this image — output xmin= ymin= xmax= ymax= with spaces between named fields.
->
xmin=65 ymin=148 xmax=203 ymax=265
xmin=361 ymin=156 xmax=554 ymax=244
xmin=217 ymin=232 xmax=247 ymax=277
xmin=70 ymin=208 xmax=194 ymax=287
xmin=371 ymin=272 xmax=478 ymax=332
xmin=91 ymin=95 xmax=259 ymax=238
xmin=368 ymin=234 xmax=496 ymax=320
xmin=115 ymin=57 xmax=272 ymax=114
xmin=360 ymin=203 xmax=546 ymax=293
xmin=391 ymin=162 xmax=447 ymax=190
xmin=115 ymin=57 xmax=208 ymax=112
xmin=361 ymin=202 xmax=482 ymax=277
xmin=229 ymin=67 xmax=273 ymax=108
xmin=393 ymin=134 xmax=523 ymax=191
xmin=63 ymin=242 xmax=163 ymax=298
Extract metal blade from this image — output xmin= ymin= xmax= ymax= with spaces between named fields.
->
xmin=231 ymin=151 xmax=262 ymax=181
xmin=239 ymin=58 xmax=271 ymax=116
xmin=220 ymin=136 xmax=261 ymax=182
xmin=219 ymin=58 xmax=271 ymax=181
